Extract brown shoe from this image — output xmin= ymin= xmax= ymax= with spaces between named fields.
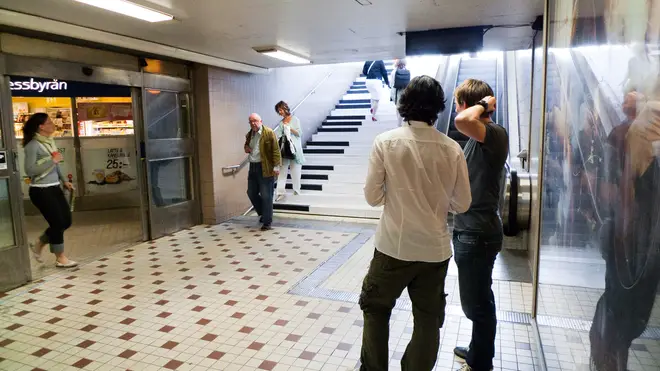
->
xmin=260 ymin=225 xmax=273 ymax=231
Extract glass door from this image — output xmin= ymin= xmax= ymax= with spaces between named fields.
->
xmin=0 ymin=75 xmax=31 ymax=291
xmin=142 ymin=88 xmax=199 ymax=239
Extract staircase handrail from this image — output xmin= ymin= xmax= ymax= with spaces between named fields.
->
xmin=222 ymin=70 xmax=335 ymax=176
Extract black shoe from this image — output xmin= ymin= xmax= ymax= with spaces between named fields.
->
xmin=454 ymin=346 xmax=468 ymax=361
xmin=260 ymin=224 xmax=272 ymax=231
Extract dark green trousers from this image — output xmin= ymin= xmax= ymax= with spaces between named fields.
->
xmin=359 ymin=249 xmax=449 ymax=371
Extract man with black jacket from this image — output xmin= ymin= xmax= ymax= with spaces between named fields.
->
xmin=363 ymin=60 xmax=390 ymax=122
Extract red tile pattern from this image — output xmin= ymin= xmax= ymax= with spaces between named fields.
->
xmin=0 ymin=223 xmax=359 ymax=370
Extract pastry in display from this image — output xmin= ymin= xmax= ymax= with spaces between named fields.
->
xmin=87 ymin=170 xmax=134 ymax=185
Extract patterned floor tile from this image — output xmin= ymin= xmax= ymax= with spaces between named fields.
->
xmin=1 ymin=216 xmax=658 ymax=370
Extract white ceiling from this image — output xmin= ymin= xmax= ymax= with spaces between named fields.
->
xmin=0 ymin=0 xmax=544 ymax=68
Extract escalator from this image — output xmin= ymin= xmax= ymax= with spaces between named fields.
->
xmin=446 ymin=57 xmax=499 ymax=148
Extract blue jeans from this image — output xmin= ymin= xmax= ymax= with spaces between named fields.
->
xmin=247 ymin=162 xmax=274 ymax=226
xmin=453 ymin=230 xmax=503 ymax=371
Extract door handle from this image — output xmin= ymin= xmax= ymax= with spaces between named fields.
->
xmin=139 ymin=141 xmax=146 ymax=160
xmin=11 ymin=150 xmax=18 ymax=173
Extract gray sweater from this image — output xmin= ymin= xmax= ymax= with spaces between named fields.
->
xmin=23 ymin=139 xmax=66 ymax=186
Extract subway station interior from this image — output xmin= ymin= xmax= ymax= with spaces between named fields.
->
xmin=0 ymin=0 xmax=659 ymax=370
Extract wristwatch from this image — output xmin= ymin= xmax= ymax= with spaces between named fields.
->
xmin=476 ymin=99 xmax=489 ymax=112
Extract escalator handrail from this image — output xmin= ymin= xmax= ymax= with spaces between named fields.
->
xmin=498 ymin=53 xmax=513 ymax=165
xmin=446 ymin=57 xmax=464 ymax=136
xmin=503 ymin=168 xmax=520 ymax=237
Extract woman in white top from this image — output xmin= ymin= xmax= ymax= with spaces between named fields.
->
xmin=274 ymin=101 xmax=305 ymax=200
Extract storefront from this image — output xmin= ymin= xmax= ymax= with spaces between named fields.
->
xmin=0 ymin=49 xmax=200 ymax=290
xmin=11 ymin=77 xmax=139 ymax=211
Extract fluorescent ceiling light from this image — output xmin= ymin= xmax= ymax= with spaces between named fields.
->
xmin=74 ymin=0 xmax=173 ymax=23
xmin=257 ymin=48 xmax=310 ymax=64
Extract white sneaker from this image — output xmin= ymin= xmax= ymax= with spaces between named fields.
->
xmin=275 ymin=194 xmax=285 ymax=202
xmin=56 ymin=260 xmax=78 ymax=268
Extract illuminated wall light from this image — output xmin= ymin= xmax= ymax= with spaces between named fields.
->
xmin=74 ymin=0 xmax=173 ymax=23
xmin=255 ymin=48 xmax=311 ymax=64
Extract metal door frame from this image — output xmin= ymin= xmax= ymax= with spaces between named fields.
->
xmin=141 ymin=73 xmax=200 ymax=239
xmin=0 ymin=56 xmax=31 ymax=290
xmin=0 ymin=52 xmax=197 ymax=287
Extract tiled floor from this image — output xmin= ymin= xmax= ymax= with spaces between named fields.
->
xmin=1 ymin=216 xmax=659 ymax=371
xmin=25 ymin=208 xmax=143 ymax=280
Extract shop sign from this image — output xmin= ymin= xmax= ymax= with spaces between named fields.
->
xmin=10 ymin=78 xmax=67 ymax=93
xmin=77 ymin=103 xmax=133 ymax=121
xmin=82 ymin=147 xmax=137 ymax=195
xmin=9 ymin=76 xmax=131 ymax=98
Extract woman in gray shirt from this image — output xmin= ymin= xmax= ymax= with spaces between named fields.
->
xmin=23 ymin=113 xmax=77 ymax=268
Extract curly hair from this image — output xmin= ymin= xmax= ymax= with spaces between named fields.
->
xmin=397 ymin=75 xmax=446 ymax=125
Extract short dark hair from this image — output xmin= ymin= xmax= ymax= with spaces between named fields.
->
xmin=275 ymin=101 xmax=291 ymax=116
xmin=397 ymin=75 xmax=446 ymax=125
xmin=454 ymin=79 xmax=494 ymax=108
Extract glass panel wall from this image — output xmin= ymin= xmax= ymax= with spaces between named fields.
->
xmin=537 ymin=1 xmax=660 ymax=370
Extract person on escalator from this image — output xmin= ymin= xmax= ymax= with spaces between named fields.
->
xmin=452 ymin=78 xmax=509 ymax=371
xmin=363 ymin=60 xmax=390 ymax=121
xmin=590 ymin=89 xmax=660 ymax=371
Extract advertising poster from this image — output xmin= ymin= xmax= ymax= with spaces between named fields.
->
xmin=77 ymin=103 xmax=133 ymax=121
xmin=82 ymin=147 xmax=138 ymax=195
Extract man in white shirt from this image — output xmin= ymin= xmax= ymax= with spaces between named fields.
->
xmin=358 ymin=75 xmax=472 ymax=371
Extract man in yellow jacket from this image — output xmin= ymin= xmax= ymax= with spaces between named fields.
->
xmin=245 ymin=113 xmax=281 ymax=230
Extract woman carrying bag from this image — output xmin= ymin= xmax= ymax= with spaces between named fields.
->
xmin=23 ymin=113 xmax=77 ymax=268
xmin=274 ymin=101 xmax=305 ymax=201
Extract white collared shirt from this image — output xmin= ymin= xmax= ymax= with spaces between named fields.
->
xmin=364 ymin=120 xmax=472 ymax=262
xmin=248 ymin=126 xmax=263 ymax=163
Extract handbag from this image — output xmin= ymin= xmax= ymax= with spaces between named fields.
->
xmin=279 ymin=130 xmax=296 ymax=160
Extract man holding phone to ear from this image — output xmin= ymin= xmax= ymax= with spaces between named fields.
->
xmin=451 ymin=79 xmax=509 ymax=371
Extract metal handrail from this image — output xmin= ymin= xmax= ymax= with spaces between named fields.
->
xmin=222 ymin=70 xmax=335 ymax=176
xmin=445 ymin=56 xmax=463 ymax=135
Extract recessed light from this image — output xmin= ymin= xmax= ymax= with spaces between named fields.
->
xmin=74 ymin=0 xmax=173 ymax=23
xmin=255 ymin=47 xmax=311 ymax=64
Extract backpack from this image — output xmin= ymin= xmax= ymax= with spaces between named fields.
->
xmin=394 ymin=69 xmax=411 ymax=89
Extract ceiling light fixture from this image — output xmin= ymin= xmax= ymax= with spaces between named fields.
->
xmin=255 ymin=47 xmax=311 ymax=64
xmin=74 ymin=0 xmax=173 ymax=23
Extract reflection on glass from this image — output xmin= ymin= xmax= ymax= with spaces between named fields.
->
xmin=149 ymin=157 xmax=191 ymax=207
xmin=145 ymin=90 xmax=189 ymax=140
xmin=0 ymin=179 xmax=16 ymax=249
xmin=538 ymin=1 xmax=660 ymax=370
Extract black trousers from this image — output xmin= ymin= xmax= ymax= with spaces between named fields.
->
xmin=29 ymin=186 xmax=71 ymax=254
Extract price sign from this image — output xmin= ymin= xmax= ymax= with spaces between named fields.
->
xmin=82 ymin=146 xmax=137 ymax=195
